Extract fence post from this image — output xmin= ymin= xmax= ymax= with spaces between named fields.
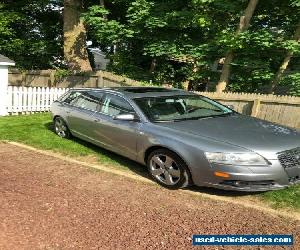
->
xmin=251 ymin=99 xmax=261 ymax=117
xmin=96 ymin=71 xmax=104 ymax=88
xmin=49 ymin=70 xmax=56 ymax=87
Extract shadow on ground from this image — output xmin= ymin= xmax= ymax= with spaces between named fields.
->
xmin=45 ymin=122 xmax=263 ymax=198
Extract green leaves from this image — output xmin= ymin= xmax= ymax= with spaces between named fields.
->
xmin=84 ymin=6 xmax=134 ymax=44
xmin=0 ymin=0 xmax=63 ymax=69
xmin=281 ymin=73 xmax=300 ymax=96
xmin=282 ymin=40 xmax=300 ymax=53
xmin=197 ymin=16 xmax=211 ymax=27
xmin=290 ymin=0 xmax=300 ymax=7
xmin=2 ymin=0 xmax=299 ymax=94
xmin=145 ymin=17 xmax=167 ymax=28
xmin=127 ymin=0 xmax=153 ymax=25
xmin=82 ymin=0 xmax=300 ymax=92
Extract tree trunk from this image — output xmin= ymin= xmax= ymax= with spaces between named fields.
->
xmin=63 ymin=0 xmax=92 ymax=72
xmin=216 ymin=0 xmax=259 ymax=92
xmin=216 ymin=52 xmax=234 ymax=92
xmin=268 ymin=23 xmax=300 ymax=93
xmin=149 ymin=58 xmax=157 ymax=73
xmin=99 ymin=0 xmax=108 ymax=20
xmin=100 ymin=0 xmax=105 ymax=7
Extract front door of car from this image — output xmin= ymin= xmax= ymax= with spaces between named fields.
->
xmin=92 ymin=93 xmax=140 ymax=160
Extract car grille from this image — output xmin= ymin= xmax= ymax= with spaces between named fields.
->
xmin=278 ymin=147 xmax=300 ymax=169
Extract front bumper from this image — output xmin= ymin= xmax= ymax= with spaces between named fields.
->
xmin=194 ymin=160 xmax=300 ymax=192
xmin=206 ymin=180 xmax=296 ymax=192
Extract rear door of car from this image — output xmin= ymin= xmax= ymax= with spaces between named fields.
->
xmin=56 ymin=90 xmax=82 ymax=122
xmin=91 ymin=93 xmax=140 ymax=160
xmin=66 ymin=91 xmax=104 ymax=144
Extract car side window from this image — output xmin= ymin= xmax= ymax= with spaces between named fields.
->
xmin=100 ymin=94 xmax=135 ymax=116
xmin=71 ymin=91 xmax=103 ymax=111
xmin=63 ymin=91 xmax=82 ymax=104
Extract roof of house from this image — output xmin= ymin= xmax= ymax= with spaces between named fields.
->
xmin=0 ymin=54 xmax=15 ymax=66
xmin=89 ymin=48 xmax=107 ymax=57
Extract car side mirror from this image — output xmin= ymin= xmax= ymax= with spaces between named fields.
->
xmin=113 ymin=113 xmax=140 ymax=122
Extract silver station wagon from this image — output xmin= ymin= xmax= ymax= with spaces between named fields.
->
xmin=51 ymin=87 xmax=300 ymax=191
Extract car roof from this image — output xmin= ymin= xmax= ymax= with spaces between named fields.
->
xmin=72 ymin=86 xmax=196 ymax=99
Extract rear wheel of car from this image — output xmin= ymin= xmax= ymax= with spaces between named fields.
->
xmin=147 ymin=149 xmax=191 ymax=189
xmin=54 ymin=117 xmax=71 ymax=139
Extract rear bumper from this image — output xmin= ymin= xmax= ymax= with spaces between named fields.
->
xmin=192 ymin=160 xmax=300 ymax=192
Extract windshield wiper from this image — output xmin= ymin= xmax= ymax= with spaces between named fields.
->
xmin=153 ymin=112 xmax=235 ymax=123
xmin=177 ymin=112 xmax=235 ymax=121
xmin=186 ymin=107 xmax=221 ymax=113
xmin=201 ymin=112 xmax=235 ymax=119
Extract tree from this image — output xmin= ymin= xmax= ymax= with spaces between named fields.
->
xmin=84 ymin=0 xmax=229 ymax=85
xmin=216 ymin=0 xmax=259 ymax=92
xmin=63 ymin=0 xmax=92 ymax=71
xmin=268 ymin=0 xmax=300 ymax=93
xmin=268 ymin=23 xmax=300 ymax=93
xmin=100 ymin=0 xmax=105 ymax=7
xmin=2 ymin=0 xmax=299 ymax=96
xmin=0 ymin=0 xmax=93 ymax=71
xmin=0 ymin=0 xmax=63 ymax=69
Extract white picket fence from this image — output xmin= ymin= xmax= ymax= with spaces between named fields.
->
xmin=6 ymin=86 xmax=68 ymax=114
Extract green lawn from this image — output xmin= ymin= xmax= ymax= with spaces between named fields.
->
xmin=0 ymin=113 xmax=299 ymax=211
xmin=260 ymin=186 xmax=300 ymax=210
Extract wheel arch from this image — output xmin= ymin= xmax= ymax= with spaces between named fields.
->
xmin=53 ymin=115 xmax=69 ymax=126
xmin=53 ymin=115 xmax=60 ymax=121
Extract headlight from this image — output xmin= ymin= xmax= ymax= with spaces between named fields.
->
xmin=205 ymin=152 xmax=269 ymax=166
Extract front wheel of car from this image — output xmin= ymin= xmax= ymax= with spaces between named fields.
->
xmin=147 ymin=149 xmax=191 ymax=189
xmin=54 ymin=117 xmax=71 ymax=139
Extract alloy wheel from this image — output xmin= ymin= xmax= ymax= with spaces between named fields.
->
xmin=55 ymin=118 xmax=67 ymax=138
xmin=149 ymin=154 xmax=181 ymax=186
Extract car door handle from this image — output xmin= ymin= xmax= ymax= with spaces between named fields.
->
xmin=66 ymin=110 xmax=71 ymax=114
xmin=93 ymin=118 xmax=101 ymax=122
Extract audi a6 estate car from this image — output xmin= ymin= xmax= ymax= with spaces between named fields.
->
xmin=50 ymin=87 xmax=300 ymax=191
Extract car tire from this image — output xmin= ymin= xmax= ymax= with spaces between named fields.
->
xmin=147 ymin=149 xmax=191 ymax=189
xmin=54 ymin=117 xmax=71 ymax=139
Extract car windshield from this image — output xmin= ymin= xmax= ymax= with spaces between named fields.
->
xmin=134 ymin=95 xmax=234 ymax=122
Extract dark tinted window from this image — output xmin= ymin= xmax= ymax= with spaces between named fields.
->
xmin=100 ymin=94 xmax=134 ymax=116
xmin=71 ymin=91 xmax=103 ymax=111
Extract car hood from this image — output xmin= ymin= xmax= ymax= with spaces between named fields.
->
xmin=158 ymin=114 xmax=300 ymax=159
